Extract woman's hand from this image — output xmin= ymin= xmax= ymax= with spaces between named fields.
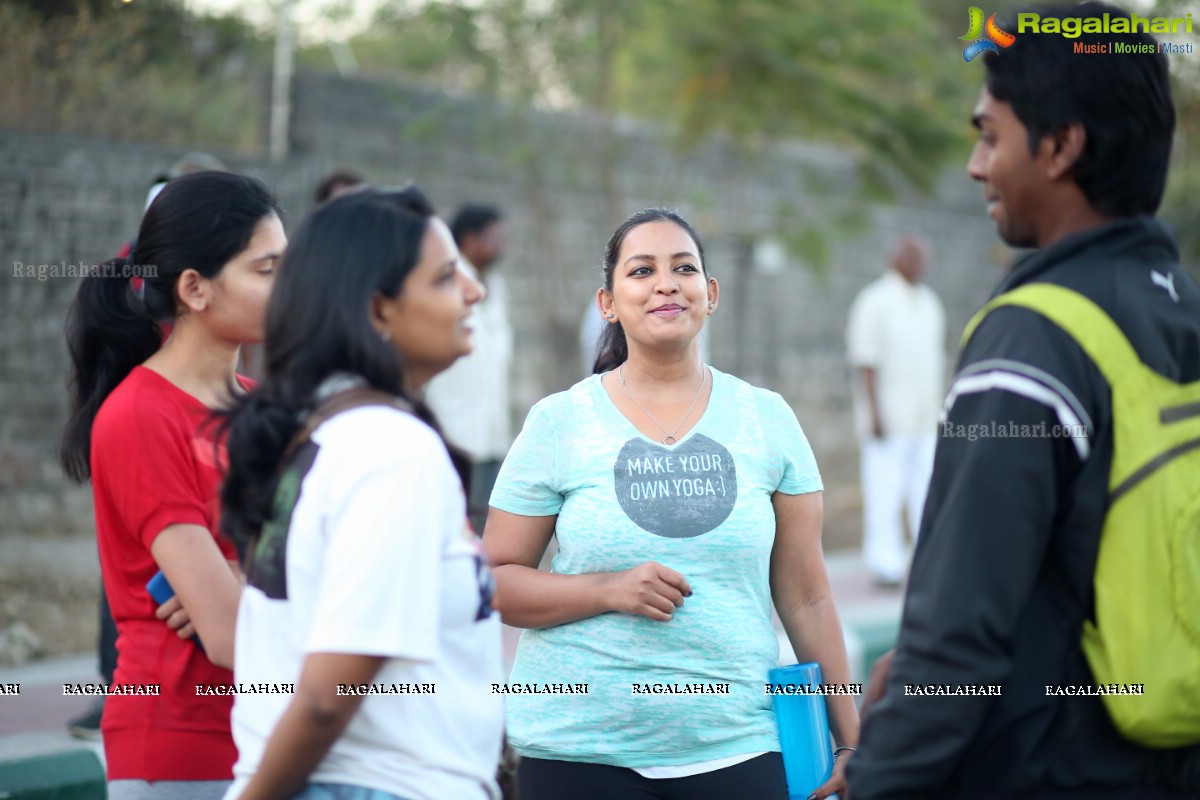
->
xmin=150 ymin=523 xmax=242 ymax=668
xmin=155 ymin=556 xmax=241 ymax=642
xmin=809 ymin=753 xmax=849 ymax=800
xmin=155 ymin=595 xmax=195 ymax=640
xmin=822 ymin=650 xmax=890 ymax=800
xmin=770 ymin=491 xmax=860 ymax=768
xmin=487 ymin=509 xmax=693 ymax=628
xmin=604 ymin=562 xmax=691 ymax=621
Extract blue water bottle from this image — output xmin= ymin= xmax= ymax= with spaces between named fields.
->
xmin=769 ymin=662 xmax=834 ymax=800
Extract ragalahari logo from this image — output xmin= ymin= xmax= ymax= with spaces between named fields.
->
xmin=961 ymin=7 xmax=1016 ymax=62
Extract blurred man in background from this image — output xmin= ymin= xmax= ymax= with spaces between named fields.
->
xmin=845 ymin=235 xmax=945 ymax=587
xmin=313 ymin=168 xmax=365 ymax=206
xmin=426 ymin=204 xmax=512 ymax=534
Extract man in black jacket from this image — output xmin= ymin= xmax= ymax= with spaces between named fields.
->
xmin=845 ymin=3 xmax=1200 ymax=798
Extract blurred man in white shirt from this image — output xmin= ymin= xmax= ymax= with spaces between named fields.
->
xmin=846 ymin=236 xmax=946 ymax=586
xmin=425 ymin=205 xmax=512 ymax=534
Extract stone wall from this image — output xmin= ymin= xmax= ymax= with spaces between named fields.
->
xmin=0 ymin=71 xmax=1007 ymax=539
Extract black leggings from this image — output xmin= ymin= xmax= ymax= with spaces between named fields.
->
xmin=518 ymin=752 xmax=789 ymax=800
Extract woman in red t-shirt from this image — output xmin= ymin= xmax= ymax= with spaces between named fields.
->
xmin=61 ymin=171 xmax=287 ymax=800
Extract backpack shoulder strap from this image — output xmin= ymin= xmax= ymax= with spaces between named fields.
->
xmin=282 ymin=387 xmax=413 ymax=463
xmin=960 ymin=283 xmax=1142 ymax=387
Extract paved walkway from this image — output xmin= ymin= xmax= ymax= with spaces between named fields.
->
xmin=0 ymin=654 xmax=105 ymax=764
xmin=0 ymin=551 xmax=903 ymax=769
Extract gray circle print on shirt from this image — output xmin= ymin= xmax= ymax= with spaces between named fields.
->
xmin=614 ymin=434 xmax=738 ymax=538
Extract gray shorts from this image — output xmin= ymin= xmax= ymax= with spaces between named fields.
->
xmin=107 ymin=780 xmax=231 ymax=800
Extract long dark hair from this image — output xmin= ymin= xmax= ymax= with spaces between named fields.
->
xmin=219 ymin=186 xmax=471 ymax=557
xmin=592 ymin=208 xmax=707 ymax=374
xmin=60 ymin=171 xmax=282 ymax=483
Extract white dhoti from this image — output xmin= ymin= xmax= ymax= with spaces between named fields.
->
xmin=859 ymin=433 xmax=936 ymax=583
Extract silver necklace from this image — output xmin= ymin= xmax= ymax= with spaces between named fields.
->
xmin=618 ymin=364 xmax=708 ymax=445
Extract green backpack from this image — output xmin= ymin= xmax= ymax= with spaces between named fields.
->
xmin=962 ymin=282 xmax=1200 ymax=748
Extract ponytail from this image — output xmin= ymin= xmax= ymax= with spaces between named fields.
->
xmin=410 ymin=395 xmax=472 ymax=495
xmin=60 ymin=258 xmax=161 ymax=482
xmin=59 ymin=170 xmax=281 ymax=484
xmin=592 ymin=321 xmax=628 ymax=375
xmin=220 ymin=383 xmax=472 ymax=564
xmin=219 ymin=388 xmax=305 ymax=560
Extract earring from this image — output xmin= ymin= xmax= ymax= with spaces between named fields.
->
xmin=606 ymin=313 xmax=615 ymax=319
xmin=379 ymin=330 xmax=390 ymax=342
xmin=707 ymin=302 xmax=714 ymax=310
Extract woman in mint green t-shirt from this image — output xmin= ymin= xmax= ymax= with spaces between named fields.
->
xmin=486 ymin=208 xmax=860 ymax=800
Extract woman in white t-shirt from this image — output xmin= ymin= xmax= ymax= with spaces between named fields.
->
xmin=486 ymin=208 xmax=859 ymax=800
xmin=219 ymin=187 xmax=504 ymax=800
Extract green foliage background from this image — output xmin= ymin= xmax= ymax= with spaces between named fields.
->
xmin=0 ymin=0 xmax=270 ymax=149
xmin=2 ymin=0 xmax=1197 ymax=262
xmin=319 ymin=0 xmax=975 ymax=195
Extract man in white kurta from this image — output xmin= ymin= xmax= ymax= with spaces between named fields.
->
xmin=425 ymin=205 xmax=513 ymax=534
xmin=846 ymin=237 xmax=946 ymax=585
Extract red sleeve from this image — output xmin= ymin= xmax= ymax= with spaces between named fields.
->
xmin=93 ymin=388 xmax=212 ymax=550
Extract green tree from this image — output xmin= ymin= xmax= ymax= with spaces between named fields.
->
xmin=0 ymin=1 xmax=271 ymax=148
xmin=345 ymin=0 xmax=971 ymax=195
xmin=319 ymin=0 xmax=975 ymax=283
xmin=1149 ymin=0 xmax=1200 ymax=271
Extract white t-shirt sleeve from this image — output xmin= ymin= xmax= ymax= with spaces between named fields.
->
xmin=305 ymin=442 xmax=451 ymax=661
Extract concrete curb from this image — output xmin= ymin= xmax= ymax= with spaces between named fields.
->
xmin=0 ymin=749 xmax=105 ymax=800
